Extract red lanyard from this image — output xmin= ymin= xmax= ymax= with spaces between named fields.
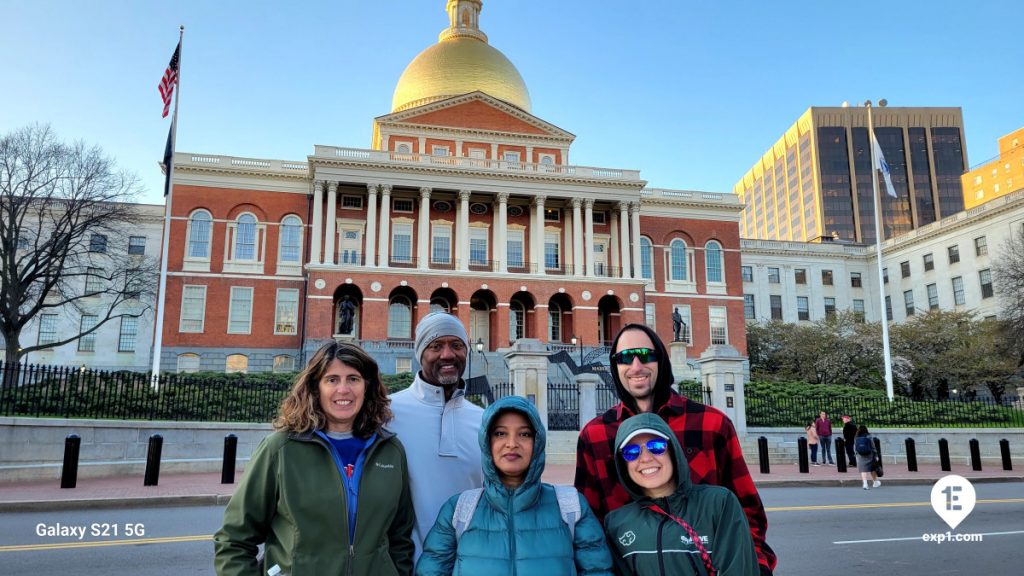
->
xmin=647 ymin=504 xmax=717 ymax=576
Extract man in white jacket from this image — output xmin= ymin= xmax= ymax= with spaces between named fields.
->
xmin=389 ymin=312 xmax=484 ymax=560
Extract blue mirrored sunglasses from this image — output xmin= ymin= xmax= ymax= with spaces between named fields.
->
xmin=620 ymin=438 xmax=669 ymax=462
xmin=612 ymin=347 xmax=659 ymax=365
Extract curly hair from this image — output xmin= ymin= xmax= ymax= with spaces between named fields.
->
xmin=273 ymin=341 xmax=392 ymax=437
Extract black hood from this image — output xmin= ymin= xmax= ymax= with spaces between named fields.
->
xmin=608 ymin=323 xmax=675 ymax=414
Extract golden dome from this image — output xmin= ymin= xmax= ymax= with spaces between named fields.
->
xmin=391 ymin=1 xmax=531 ymax=113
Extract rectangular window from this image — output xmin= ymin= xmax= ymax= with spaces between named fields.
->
xmin=883 ymin=267 xmax=889 ymax=284
xmin=770 ymin=295 xmax=783 ymax=320
xmin=591 ymin=211 xmax=606 ymax=225
xmin=904 ymin=290 xmax=915 ymax=316
xmin=709 ymin=306 xmax=728 ymax=345
xmin=795 ymin=268 xmax=807 ymax=285
xmin=431 ymin=145 xmax=449 ymax=156
xmin=341 ymin=195 xmax=363 ymax=209
xmin=824 ymin=297 xmax=836 ymax=318
xmin=675 ymin=306 xmax=692 ymax=344
xmin=821 ymin=269 xmax=834 ymax=286
xmin=128 ymin=236 xmax=146 ymax=255
xmin=952 ymin=276 xmax=965 ymax=305
xmin=274 ymin=289 xmax=299 ymax=334
xmin=392 ymin=223 xmax=413 ymax=263
xmin=89 ymin=234 xmax=107 ymax=253
xmin=927 ymin=283 xmax=939 ymax=310
xmin=741 ymin=266 xmax=753 ymax=282
xmin=85 ymin=267 xmax=104 ymax=294
xmin=900 ymin=261 xmax=911 ymax=278
xmin=885 ymin=295 xmax=893 ymax=321
xmin=544 ymin=232 xmax=560 ymax=269
xmin=273 ymin=355 xmax=296 ymax=373
xmin=503 ymin=151 xmax=521 ymax=163
xmin=768 ymin=267 xmax=780 ymax=284
xmin=507 ymin=230 xmax=524 ymax=267
xmin=469 ymin=228 xmax=488 ymax=265
xmin=78 ymin=314 xmax=99 ymax=351
xmin=979 ymin=269 xmax=993 ymax=298
xmin=853 ymin=299 xmax=865 ymax=321
xmin=975 ymin=236 xmax=988 ymax=256
xmin=467 ymin=148 xmax=486 ymax=159
xmin=431 ymin=225 xmax=451 ymax=264
xmin=797 ymin=296 xmax=810 ymax=321
xmin=544 ymin=208 xmax=561 ymax=222
xmin=645 ymin=303 xmax=657 ymax=328
xmin=38 ymin=314 xmax=59 ymax=346
xmin=118 ymin=316 xmax=138 ymax=352
xmin=948 ymin=245 xmax=960 ymax=264
xmin=392 ymin=198 xmax=414 ymax=213
xmin=228 ymin=287 xmax=254 ymax=334
xmin=743 ymin=294 xmax=755 ymax=320
xmin=180 ymin=285 xmax=207 ymax=333
xmin=850 ymin=272 xmax=862 ymax=288
xmin=923 ymin=253 xmax=934 ymax=272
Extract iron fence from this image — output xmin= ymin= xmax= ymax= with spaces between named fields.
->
xmin=746 ymin=394 xmax=1024 ymax=428
xmin=547 ymin=381 xmax=580 ymax=431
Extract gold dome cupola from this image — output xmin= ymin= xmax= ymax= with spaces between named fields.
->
xmin=390 ymin=0 xmax=532 ymax=113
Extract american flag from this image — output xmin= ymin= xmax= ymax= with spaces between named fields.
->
xmin=158 ymin=41 xmax=180 ymax=118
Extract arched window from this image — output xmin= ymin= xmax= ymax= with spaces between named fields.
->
xmin=279 ymin=215 xmax=302 ymax=263
xmin=234 ymin=214 xmax=257 ymax=260
xmin=640 ymin=237 xmax=653 ymax=280
xmin=548 ymin=302 xmax=562 ymax=342
xmin=705 ymin=241 xmax=723 ymax=283
xmin=226 ymin=354 xmax=249 ymax=374
xmin=510 ymin=301 xmax=525 ymax=342
xmin=670 ymin=239 xmax=688 ymax=281
xmin=176 ymin=353 xmax=200 ymax=373
xmin=429 ymin=298 xmax=450 ymax=314
xmin=388 ymin=296 xmax=413 ymax=339
xmin=187 ymin=211 xmax=212 ymax=258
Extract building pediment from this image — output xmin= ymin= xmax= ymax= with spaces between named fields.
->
xmin=374 ymin=92 xmax=574 ymax=140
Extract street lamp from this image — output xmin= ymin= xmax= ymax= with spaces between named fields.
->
xmin=570 ymin=334 xmax=583 ymax=367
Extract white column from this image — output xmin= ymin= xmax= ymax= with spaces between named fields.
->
xmin=630 ymin=202 xmax=642 ymax=279
xmin=323 ymin=181 xmax=338 ymax=265
xmin=572 ymin=198 xmax=583 ymax=276
xmin=378 ymin=184 xmax=391 ymax=267
xmin=418 ymin=187 xmax=431 ymax=270
xmin=584 ymin=198 xmax=595 ymax=276
xmin=496 ymin=192 xmax=509 ymax=273
xmin=311 ymin=180 xmax=323 ymax=264
xmin=365 ymin=183 xmax=378 ymax=266
xmin=610 ymin=210 xmax=619 ymax=278
xmin=533 ymin=195 xmax=547 ymax=275
xmin=458 ymin=189 xmax=471 ymax=271
xmin=619 ymin=202 xmax=631 ymax=278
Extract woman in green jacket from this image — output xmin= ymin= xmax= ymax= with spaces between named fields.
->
xmin=604 ymin=413 xmax=758 ymax=576
xmin=214 ymin=341 xmax=415 ymax=576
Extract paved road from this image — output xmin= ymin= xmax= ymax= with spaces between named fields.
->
xmin=2 ymin=482 xmax=1022 ymax=575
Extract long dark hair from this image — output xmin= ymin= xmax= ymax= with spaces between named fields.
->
xmin=857 ymin=424 xmax=870 ymax=436
xmin=274 ymin=341 xmax=392 ymax=437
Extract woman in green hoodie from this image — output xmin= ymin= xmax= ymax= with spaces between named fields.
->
xmin=604 ymin=413 xmax=759 ymax=576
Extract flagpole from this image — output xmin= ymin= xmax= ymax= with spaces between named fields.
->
xmin=865 ymin=100 xmax=895 ymax=401
xmin=152 ymin=25 xmax=183 ymax=386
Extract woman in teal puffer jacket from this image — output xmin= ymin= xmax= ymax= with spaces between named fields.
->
xmin=416 ymin=395 xmax=613 ymax=576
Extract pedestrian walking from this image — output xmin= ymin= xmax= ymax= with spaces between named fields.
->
xmin=841 ymin=415 xmax=857 ymax=466
xmin=854 ymin=425 xmax=882 ymax=490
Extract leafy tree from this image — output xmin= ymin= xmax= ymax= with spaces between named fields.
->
xmin=993 ymin=224 xmax=1024 ymax=366
xmin=0 ymin=125 xmax=156 ymax=368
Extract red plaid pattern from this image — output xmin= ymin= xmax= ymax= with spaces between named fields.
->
xmin=575 ymin=391 xmax=776 ymax=573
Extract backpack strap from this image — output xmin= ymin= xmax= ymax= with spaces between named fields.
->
xmin=553 ymin=485 xmax=582 ymax=541
xmin=452 ymin=488 xmax=484 ymax=542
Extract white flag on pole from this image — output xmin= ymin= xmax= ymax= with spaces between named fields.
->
xmin=871 ymin=133 xmax=897 ymax=198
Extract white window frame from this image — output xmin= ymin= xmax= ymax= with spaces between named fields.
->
xmin=704 ymin=241 xmax=726 ymax=294
xmin=544 ymin=231 xmax=561 ymax=270
xmin=78 ymin=314 xmax=99 ymax=352
xmin=640 ymin=237 xmax=654 ymax=281
xmin=548 ymin=302 xmax=561 ymax=342
xmin=224 ymin=212 xmax=266 ymax=274
xmin=431 ymin=145 xmax=450 ymax=156
xmin=391 ymin=222 xmax=414 ymax=263
xmin=179 ymin=285 xmax=207 ymax=333
xmin=273 ymin=354 xmax=295 ymax=373
xmin=37 ymin=313 xmax=59 ymax=346
xmin=392 ymin=198 xmax=414 ymax=213
xmin=431 ymin=223 xmax=452 ymax=264
xmin=645 ymin=303 xmax=656 ymax=328
xmin=743 ymin=294 xmax=755 ymax=320
xmin=666 ymin=239 xmax=696 ymax=292
xmin=507 ymin=228 xmax=525 ymax=268
xmin=184 ymin=210 xmax=213 ymax=272
xmin=952 ymin=276 xmax=966 ymax=305
xmin=503 ymin=151 xmax=521 ymax=163
xmin=709 ymin=306 xmax=728 ymax=346
xmin=228 ymin=286 xmax=254 ymax=335
xmin=388 ymin=295 xmax=413 ymax=339
xmin=274 ymin=288 xmax=300 ymax=335
xmin=395 ymin=357 xmax=413 ymax=374
xmin=85 ymin=267 xmax=104 ymax=295
xmin=510 ymin=301 xmax=526 ymax=342
xmin=340 ymin=195 xmax=363 ymax=210
xmin=278 ymin=215 xmax=303 ymax=272
xmin=128 ymin=236 xmax=147 ymax=255
xmin=118 ymin=316 xmax=138 ymax=352
xmin=797 ymin=296 xmax=810 ymax=321
xmin=469 ymin=226 xmax=489 ymax=266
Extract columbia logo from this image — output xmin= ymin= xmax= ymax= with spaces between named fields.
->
xmin=375 ymin=462 xmax=395 ymax=469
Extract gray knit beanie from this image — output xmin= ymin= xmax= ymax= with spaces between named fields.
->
xmin=414 ymin=312 xmax=469 ymax=363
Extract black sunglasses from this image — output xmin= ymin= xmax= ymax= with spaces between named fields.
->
xmin=612 ymin=347 xmax=659 ymax=365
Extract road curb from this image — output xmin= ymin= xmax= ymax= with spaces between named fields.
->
xmin=0 ymin=494 xmax=234 ymax=513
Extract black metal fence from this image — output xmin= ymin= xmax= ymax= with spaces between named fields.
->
xmin=746 ymin=394 xmax=1024 ymax=428
xmin=548 ymin=381 xmax=580 ymax=431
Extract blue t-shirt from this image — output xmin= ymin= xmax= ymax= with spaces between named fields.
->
xmin=326 ymin=432 xmax=368 ymax=478
xmin=320 ymin=430 xmax=374 ymax=543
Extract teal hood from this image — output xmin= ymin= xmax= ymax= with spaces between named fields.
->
xmin=478 ymin=396 xmax=546 ymax=505
xmin=613 ymin=413 xmax=692 ymax=501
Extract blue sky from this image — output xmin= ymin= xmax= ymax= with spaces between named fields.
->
xmin=3 ymin=0 xmax=1022 ymax=206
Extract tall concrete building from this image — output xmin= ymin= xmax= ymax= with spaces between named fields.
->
xmin=962 ymin=126 xmax=1024 ymax=210
xmin=734 ymin=106 xmax=968 ymax=245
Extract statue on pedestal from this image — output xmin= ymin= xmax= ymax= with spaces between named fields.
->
xmin=338 ymin=295 xmax=356 ymax=335
xmin=672 ymin=308 xmax=686 ymax=342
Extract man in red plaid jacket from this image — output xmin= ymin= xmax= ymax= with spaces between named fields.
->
xmin=575 ymin=323 xmax=777 ymax=575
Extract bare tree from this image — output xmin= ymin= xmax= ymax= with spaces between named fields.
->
xmin=993 ymin=224 xmax=1024 ymax=366
xmin=0 ymin=124 xmax=157 ymax=368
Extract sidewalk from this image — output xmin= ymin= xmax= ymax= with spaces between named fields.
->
xmin=2 ymin=461 xmax=1021 ymax=512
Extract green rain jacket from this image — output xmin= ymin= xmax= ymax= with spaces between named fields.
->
xmin=603 ymin=414 xmax=759 ymax=576
xmin=214 ymin=428 xmax=415 ymax=576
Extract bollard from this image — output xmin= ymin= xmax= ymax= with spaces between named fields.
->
xmin=757 ymin=436 xmax=770 ymax=474
xmin=969 ymin=439 xmax=982 ymax=471
xmin=835 ymin=438 xmax=848 ymax=473
xmin=222 ymin=434 xmax=238 ymax=484
xmin=144 ymin=434 xmax=163 ymax=486
xmin=60 ymin=434 xmax=81 ymax=489
xmin=938 ymin=438 xmax=951 ymax=471
xmin=1000 ymin=439 xmax=1012 ymax=471
xmin=905 ymin=438 xmax=918 ymax=472
xmin=797 ymin=437 xmax=809 ymax=473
